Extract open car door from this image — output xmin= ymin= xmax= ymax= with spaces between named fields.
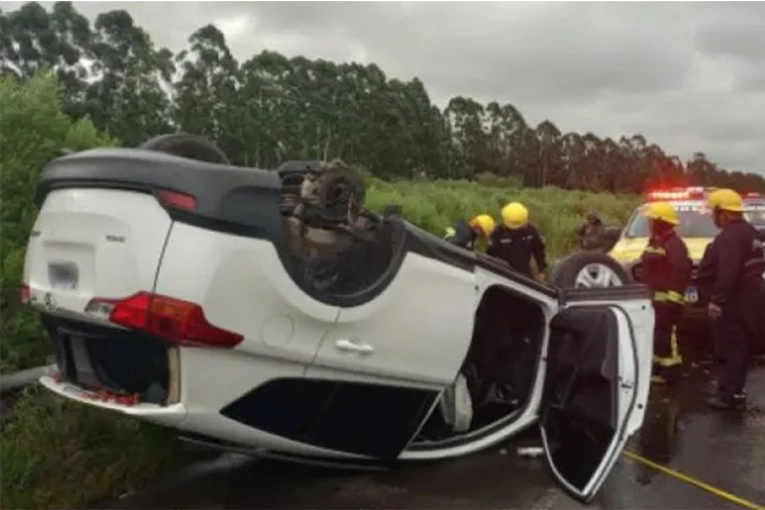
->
xmin=539 ymin=287 xmax=654 ymax=502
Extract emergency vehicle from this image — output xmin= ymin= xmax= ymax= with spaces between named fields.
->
xmin=608 ymin=187 xmax=765 ymax=324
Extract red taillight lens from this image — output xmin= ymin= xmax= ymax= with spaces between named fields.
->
xmin=20 ymin=284 xmax=30 ymax=305
xmin=86 ymin=292 xmax=243 ymax=348
xmin=156 ymin=189 xmax=197 ymax=212
xmin=108 ymin=292 xmax=151 ymax=329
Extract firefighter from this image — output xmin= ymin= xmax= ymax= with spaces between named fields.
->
xmin=487 ymin=202 xmax=548 ymax=282
xmin=697 ymin=189 xmax=765 ymax=410
xmin=640 ymin=201 xmax=692 ymax=385
xmin=576 ymin=210 xmax=606 ymax=250
xmin=444 ymin=214 xmax=496 ymax=250
xmin=443 ymin=213 xmax=497 ymax=416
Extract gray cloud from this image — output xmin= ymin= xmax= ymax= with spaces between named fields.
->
xmin=4 ymin=1 xmax=764 ymax=175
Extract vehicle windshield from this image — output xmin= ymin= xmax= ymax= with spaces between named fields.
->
xmin=624 ymin=202 xmax=718 ymax=238
xmin=744 ymin=203 xmax=765 ymax=228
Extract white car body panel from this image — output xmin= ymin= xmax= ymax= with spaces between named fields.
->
xmin=23 ymin=189 xmax=172 ymax=319
xmin=308 ymin=252 xmax=476 ymax=388
xmin=155 ymin=222 xmax=341 ymax=365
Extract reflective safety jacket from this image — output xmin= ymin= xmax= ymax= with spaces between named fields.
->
xmin=697 ymin=219 xmax=765 ymax=307
xmin=640 ymin=229 xmax=693 ymax=304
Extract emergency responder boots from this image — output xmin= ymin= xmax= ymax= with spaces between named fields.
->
xmin=705 ymin=392 xmax=747 ymax=411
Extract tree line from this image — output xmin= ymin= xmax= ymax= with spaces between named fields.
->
xmin=2 ymin=1 xmax=764 ymax=193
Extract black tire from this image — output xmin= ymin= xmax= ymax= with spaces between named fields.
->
xmin=551 ymin=251 xmax=631 ymax=289
xmin=139 ymin=133 xmax=230 ymax=165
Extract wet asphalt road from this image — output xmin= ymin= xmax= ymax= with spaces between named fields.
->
xmin=103 ymin=360 xmax=765 ymax=510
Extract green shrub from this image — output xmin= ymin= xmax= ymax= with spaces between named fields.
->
xmin=0 ymin=73 xmax=118 ymax=373
xmin=0 ymin=74 xmax=182 ymax=510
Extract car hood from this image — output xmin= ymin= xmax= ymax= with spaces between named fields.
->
xmin=609 ymin=237 xmax=713 ymax=264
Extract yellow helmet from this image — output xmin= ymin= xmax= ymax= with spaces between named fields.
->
xmin=705 ymin=188 xmax=743 ymax=212
xmin=501 ymin=202 xmax=529 ymax=229
xmin=642 ymin=201 xmax=679 ymax=225
xmin=469 ymin=214 xmax=496 ymax=237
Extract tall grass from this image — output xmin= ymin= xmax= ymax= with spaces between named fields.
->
xmin=364 ymin=176 xmax=640 ymax=260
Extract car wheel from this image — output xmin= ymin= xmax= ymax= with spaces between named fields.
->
xmin=551 ymin=251 xmax=631 ymax=289
xmin=139 ymin=133 xmax=231 ymax=165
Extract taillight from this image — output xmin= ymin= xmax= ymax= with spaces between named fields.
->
xmin=20 ymin=284 xmax=30 ymax=305
xmin=156 ymin=189 xmax=196 ymax=212
xmin=85 ymin=292 xmax=243 ymax=348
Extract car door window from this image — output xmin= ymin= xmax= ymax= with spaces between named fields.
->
xmin=540 ymin=299 xmax=650 ymax=502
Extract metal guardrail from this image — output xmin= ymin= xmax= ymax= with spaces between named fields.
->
xmin=0 ymin=364 xmax=56 ymax=395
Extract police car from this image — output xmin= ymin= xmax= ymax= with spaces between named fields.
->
xmin=608 ymin=187 xmax=765 ymax=323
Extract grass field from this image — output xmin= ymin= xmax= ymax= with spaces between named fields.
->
xmin=365 ymin=173 xmax=641 ymax=260
xmin=0 ymin=388 xmax=186 ymax=509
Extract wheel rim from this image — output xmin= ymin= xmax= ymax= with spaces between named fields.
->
xmin=574 ymin=263 xmax=624 ymax=288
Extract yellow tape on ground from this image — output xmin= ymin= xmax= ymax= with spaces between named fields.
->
xmin=623 ymin=450 xmax=765 ymax=510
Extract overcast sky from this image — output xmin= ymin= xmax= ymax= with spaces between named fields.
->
xmin=7 ymin=1 xmax=765 ymax=175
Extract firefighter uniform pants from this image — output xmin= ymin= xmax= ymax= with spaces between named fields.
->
xmin=715 ymin=280 xmax=765 ymax=396
xmin=653 ymin=302 xmax=682 ymax=369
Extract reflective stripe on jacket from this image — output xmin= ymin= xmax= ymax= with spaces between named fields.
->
xmin=640 ymin=230 xmax=693 ymax=302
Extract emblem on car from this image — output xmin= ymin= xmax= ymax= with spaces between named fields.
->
xmin=43 ymin=292 xmax=57 ymax=312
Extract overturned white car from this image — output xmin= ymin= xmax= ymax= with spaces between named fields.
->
xmin=23 ymin=135 xmax=654 ymax=503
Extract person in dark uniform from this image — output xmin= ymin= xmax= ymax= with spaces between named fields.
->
xmin=576 ymin=210 xmax=606 ymax=251
xmin=697 ymin=189 xmax=765 ymax=410
xmin=444 ymin=214 xmax=496 ymax=250
xmin=639 ymin=201 xmax=692 ymax=385
xmin=443 ymin=214 xmax=497 ymax=416
xmin=473 ymin=202 xmax=547 ymax=407
xmin=487 ymin=202 xmax=548 ymax=282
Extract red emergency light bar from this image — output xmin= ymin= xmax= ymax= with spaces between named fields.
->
xmin=646 ymin=187 xmax=710 ymax=201
xmin=648 ymin=190 xmax=688 ymax=201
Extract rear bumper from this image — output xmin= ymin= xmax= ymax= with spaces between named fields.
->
xmin=39 ymin=375 xmax=187 ymax=426
xmin=41 ymin=314 xmax=175 ymax=405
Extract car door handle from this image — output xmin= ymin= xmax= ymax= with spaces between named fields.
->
xmin=334 ymin=339 xmax=374 ymax=354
